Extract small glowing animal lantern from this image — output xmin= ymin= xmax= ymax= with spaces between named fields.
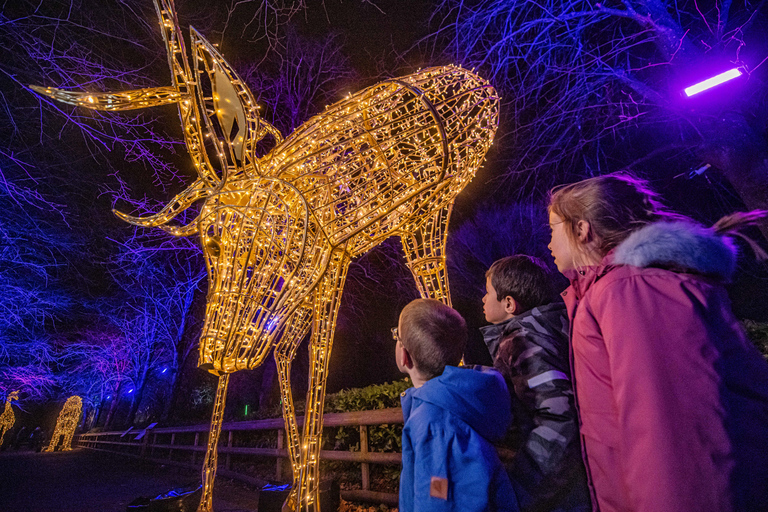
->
xmin=0 ymin=391 xmax=19 ymax=446
xmin=44 ymin=396 xmax=83 ymax=452
xmin=31 ymin=0 xmax=499 ymax=509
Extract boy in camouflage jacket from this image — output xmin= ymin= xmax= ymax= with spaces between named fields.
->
xmin=481 ymin=255 xmax=589 ymax=512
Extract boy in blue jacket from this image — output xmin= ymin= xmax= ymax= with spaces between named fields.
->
xmin=394 ymin=298 xmax=519 ymax=512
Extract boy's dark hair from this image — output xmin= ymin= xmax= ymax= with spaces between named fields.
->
xmin=400 ymin=299 xmax=467 ymax=380
xmin=485 ymin=255 xmax=555 ymax=314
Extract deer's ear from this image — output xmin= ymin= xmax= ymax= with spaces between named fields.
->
xmin=189 ymin=27 xmax=277 ymax=175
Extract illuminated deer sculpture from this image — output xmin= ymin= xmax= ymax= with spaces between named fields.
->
xmin=32 ymin=0 xmax=499 ymax=509
xmin=44 ymin=396 xmax=82 ymax=452
xmin=0 ymin=391 xmax=19 ymax=447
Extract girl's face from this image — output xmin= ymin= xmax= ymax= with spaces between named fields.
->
xmin=548 ymin=211 xmax=576 ymax=273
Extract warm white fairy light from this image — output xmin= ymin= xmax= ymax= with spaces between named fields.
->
xmin=32 ymin=0 xmax=498 ymax=509
xmin=44 ymin=396 xmax=82 ymax=452
xmin=0 ymin=391 xmax=19 ymax=446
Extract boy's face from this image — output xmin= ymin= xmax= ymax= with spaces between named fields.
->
xmin=483 ymin=276 xmax=515 ymax=324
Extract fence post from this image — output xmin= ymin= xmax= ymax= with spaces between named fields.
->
xmin=193 ymin=432 xmax=200 ymax=464
xmin=276 ymin=429 xmax=285 ymax=481
xmin=169 ymin=433 xmax=175 ymax=461
xmin=226 ymin=430 xmax=233 ymax=470
xmin=151 ymin=433 xmax=157 ymax=458
xmin=360 ymin=425 xmax=370 ymax=491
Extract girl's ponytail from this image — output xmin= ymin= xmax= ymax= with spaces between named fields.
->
xmin=712 ymin=211 xmax=768 ymax=260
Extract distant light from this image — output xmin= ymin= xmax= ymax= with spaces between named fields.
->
xmin=684 ymin=68 xmax=743 ymax=97
xmin=244 ymin=404 xmax=249 ymax=416
xmin=106 ymin=395 xmax=111 ymax=400
xmin=127 ymin=389 xmax=134 ymax=394
xmin=161 ymin=368 xmax=169 ymax=374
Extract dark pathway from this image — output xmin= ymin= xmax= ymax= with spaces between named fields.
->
xmin=0 ymin=448 xmax=261 ymax=512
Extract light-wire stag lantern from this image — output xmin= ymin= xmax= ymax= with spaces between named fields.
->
xmin=44 ymin=395 xmax=82 ymax=452
xmin=0 ymin=391 xmax=19 ymax=446
xmin=32 ymin=0 xmax=499 ymax=509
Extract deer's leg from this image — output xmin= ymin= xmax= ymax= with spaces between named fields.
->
xmin=400 ymin=204 xmax=453 ymax=304
xmin=63 ymin=428 xmax=74 ymax=451
xmin=197 ymin=373 xmax=230 ymax=512
xmin=272 ymin=305 xmax=313 ymax=511
xmin=296 ymin=252 xmax=350 ymax=512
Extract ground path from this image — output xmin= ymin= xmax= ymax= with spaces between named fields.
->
xmin=0 ymin=448 xmax=261 ymax=512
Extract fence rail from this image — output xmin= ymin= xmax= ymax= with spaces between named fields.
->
xmin=76 ymin=408 xmax=404 ymax=506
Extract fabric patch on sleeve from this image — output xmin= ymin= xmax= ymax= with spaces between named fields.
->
xmin=527 ymin=370 xmax=569 ymax=388
xmin=430 ymin=476 xmax=449 ymax=500
xmin=513 ymin=345 xmax=544 ymax=366
xmin=540 ymin=396 xmax=571 ymax=415
xmin=532 ymin=425 xmax=568 ymax=444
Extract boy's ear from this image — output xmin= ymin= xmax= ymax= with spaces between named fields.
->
xmin=503 ymin=296 xmax=517 ymax=316
xmin=400 ymin=345 xmax=414 ymax=370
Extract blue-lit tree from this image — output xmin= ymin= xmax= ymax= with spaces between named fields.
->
xmin=105 ymin=231 xmax=205 ymax=425
xmin=425 ymin=0 xmax=768 ymax=238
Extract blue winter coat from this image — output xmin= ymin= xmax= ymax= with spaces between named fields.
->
xmin=400 ymin=365 xmax=520 ymax=512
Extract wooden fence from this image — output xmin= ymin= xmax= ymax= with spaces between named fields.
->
xmin=76 ymin=408 xmax=404 ymax=506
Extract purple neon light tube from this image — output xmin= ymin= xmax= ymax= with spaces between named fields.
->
xmin=684 ymin=68 xmax=743 ymax=97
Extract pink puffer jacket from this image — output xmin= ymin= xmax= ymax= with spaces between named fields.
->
xmin=562 ymin=221 xmax=768 ymax=512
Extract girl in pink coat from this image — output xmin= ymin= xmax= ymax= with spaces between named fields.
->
xmin=547 ymin=173 xmax=768 ymax=512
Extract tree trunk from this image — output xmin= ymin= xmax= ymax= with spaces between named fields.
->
xmin=258 ymin=355 xmax=279 ymax=412
xmin=126 ymin=369 xmax=149 ymax=426
xmin=163 ymin=345 xmax=198 ymax=422
xmin=164 ymin=282 xmax=206 ymax=422
xmin=103 ymin=396 xmax=120 ymax=430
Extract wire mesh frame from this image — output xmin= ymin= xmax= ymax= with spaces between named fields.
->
xmin=44 ymin=396 xmax=82 ymax=452
xmin=0 ymin=391 xmax=19 ymax=446
xmin=29 ymin=0 xmax=500 ymax=508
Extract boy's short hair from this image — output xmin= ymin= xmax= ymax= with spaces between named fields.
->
xmin=485 ymin=255 xmax=555 ymax=314
xmin=399 ymin=299 xmax=466 ymax=380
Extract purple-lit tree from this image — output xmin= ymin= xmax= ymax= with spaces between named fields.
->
xmin=425 ymin=0 xmax=768 ymax=238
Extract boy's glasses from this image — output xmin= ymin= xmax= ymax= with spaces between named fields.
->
xmin=391 ymin=327 xmax=400 ymax=343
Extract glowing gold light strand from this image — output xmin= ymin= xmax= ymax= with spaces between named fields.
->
xmin=44 ymin=396 xmax=82 ymax=452
xmin=0 ymin=391 xmax=19 ymax=447
xmin=31 ymin=0 xmax=499 ymax=508
xmin=198 ymin=375 xmax=229 ymax=512
xmin=28 ymin=85 xmax=184 ymax=111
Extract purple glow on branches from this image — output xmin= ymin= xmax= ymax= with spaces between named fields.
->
xmin=684 ymin=68 xmax=743 ymax=97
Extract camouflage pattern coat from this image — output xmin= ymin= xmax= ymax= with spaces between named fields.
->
xmin=481 ymin=302 xmax=590 ymax=512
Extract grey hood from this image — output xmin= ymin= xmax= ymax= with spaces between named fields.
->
xmin=613 ymin=221 xmax=738 ymax=280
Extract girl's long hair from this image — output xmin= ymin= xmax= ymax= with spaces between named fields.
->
xmin=548 ymin=173 xmax=767 ymax=260
xmin=548 ymin=173 xmax=683 ymax=259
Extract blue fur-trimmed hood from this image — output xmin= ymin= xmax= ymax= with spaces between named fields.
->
xmin=612 ymin=221 xmax=738 ymax=280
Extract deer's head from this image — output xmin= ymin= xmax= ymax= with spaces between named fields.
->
xmin=32 ymin=0 xmax=301 ymax=374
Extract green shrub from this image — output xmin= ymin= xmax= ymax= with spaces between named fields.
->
xmin=324 ymin=378 xmax=412 ymax=454
xmin=325 ymin=379 xmax=412 ymax=413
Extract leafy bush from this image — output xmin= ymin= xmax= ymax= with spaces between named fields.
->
xmin=325 ymin=379 xmax=412 ymax=413
xmin=324 ymin=378 xmax=411 ymax=454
